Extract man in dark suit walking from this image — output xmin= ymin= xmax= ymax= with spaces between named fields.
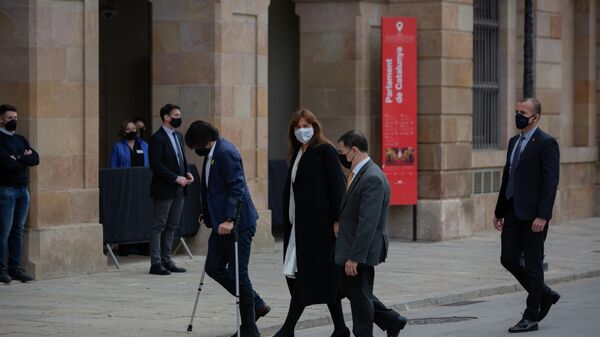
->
xmin=185 ymin=120 xmax=269 ymax=337
xmin=335 ymin=130 xmax=407 ymax=337
xmin=494 ymin=98 xmax=560 ymax=333
xmin=148 ymin=104 xmax=194 ymax=275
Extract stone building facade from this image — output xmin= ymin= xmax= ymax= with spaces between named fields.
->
xmin=0 ymin=0 xmax=597 ymax=279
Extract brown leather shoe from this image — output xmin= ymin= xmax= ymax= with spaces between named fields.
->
xmin=255 ymin=303 xmax=271 ymax=321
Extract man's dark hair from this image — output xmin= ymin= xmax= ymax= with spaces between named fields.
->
xmin=0 ymin=104 xmax=17 ymax=116
xmin=338 ymin=130 xmax=368 ymax=152
xmin=159 ymin=104 xmax=180 ymax=120
xmin=185 ymin=120 xmax=220 ymax=149
xmin=132 ymin=117 xmax=146 ymax=125
xmin=520 ymin=97 xmax=542 ymax=115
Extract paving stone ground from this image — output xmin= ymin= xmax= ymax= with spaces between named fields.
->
xmin=1 ymin=218 xmax=599 ymax=337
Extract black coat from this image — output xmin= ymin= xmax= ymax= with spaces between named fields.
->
xmin=495 ymin=128 xmax=560 ymax=221
xmin=282 ymin=143 xmax=346 ymax=305
xmin=149 ymin=127 xmax=189 ymax=200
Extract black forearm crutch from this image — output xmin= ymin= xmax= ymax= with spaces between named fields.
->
xmin=186 ymin=200 xmax=243 ymax=336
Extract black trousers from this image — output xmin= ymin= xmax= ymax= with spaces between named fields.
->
xmin=337 ymin=265 xmax=401 ymax=337
xmin=501 ymin=199 xmax=551 ymax=321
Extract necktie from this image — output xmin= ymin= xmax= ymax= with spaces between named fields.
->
xmin=346 ymin=172 xmax=355 ymax=191
xmin=173 ymin=133 xmax=185 ymax=175
xmin=505 ymin=136 xmax=526 ymax=200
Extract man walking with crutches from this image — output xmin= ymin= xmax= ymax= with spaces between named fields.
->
xmin=185 ymin=121 xmax=269 ymax=337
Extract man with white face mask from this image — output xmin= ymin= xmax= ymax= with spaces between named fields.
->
xmin=0 ymin=104 xmax=39 ymax=284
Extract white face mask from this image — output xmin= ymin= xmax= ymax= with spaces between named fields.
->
xmin=294 ymin=127 xmax=314 ymax=144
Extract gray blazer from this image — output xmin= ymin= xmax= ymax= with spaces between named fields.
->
xmin=335 ymin=159 xmax=390 ymax=267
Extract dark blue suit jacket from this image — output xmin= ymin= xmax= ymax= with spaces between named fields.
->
xmin=495 ymin=128 xmax=560 ymax=221
xmin=200 ymin=138 xmax=259 ymax=232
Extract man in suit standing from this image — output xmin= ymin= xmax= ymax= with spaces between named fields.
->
xmin=185 ymin=121 xmax=269 ymax=337
xmin=494 ymin=98 xmax=560 ymax=333
xmin=148 ymin=104 xmax=194 ymax=275
xmin=335 ymin=130 xmax=407 ymax=337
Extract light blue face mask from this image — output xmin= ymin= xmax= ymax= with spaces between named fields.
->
xmin=294 ymin=127 xmax=314 ymax=144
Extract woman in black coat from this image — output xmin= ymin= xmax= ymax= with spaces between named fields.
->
xmin=274 ymin=109 xmax=349 ymax=337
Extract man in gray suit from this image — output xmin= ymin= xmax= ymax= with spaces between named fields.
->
xmin=335 ymin=130 xmax=408 ymax=337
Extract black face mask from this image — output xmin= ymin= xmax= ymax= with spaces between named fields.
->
xmin=195 ymin=147 xmax=210 ymax=156
xmin=4 ymin=119 xmax=17 ymax=132
xmin=515 ymin=113 xmax=535 ymax=130
xmin=338 ymin=152 xmax=352 ymax=169
xmin=138 ymin=127 xmax=146 ymax=138
xmin=124 ymin=131 xmax=137 ymax=140
xmin=170 ymin=117 xmax=182 ymax=128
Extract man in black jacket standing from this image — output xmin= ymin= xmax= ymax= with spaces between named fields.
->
xmin=148 ymin=104 xmax=194 ymax=275
xmin=0 ymin=104 xmax=39 ymax=284
xmin=494 ymin=98 xmax=560 ymax=333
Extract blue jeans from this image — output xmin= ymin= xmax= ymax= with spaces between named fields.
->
xmin=205 ymin=227 xmax=265 ymax=309
xmin=0 ymin=186 xmax=30 ymax=269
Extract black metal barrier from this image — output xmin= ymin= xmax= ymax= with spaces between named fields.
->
xmin=99 ymin=165 xmax=202 ymax=245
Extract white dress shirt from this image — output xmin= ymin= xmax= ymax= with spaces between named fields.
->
xmin=204 ymin=141 xmax=217 ymax=187
xmin=348 ymin=156 xmax=371 ymax=186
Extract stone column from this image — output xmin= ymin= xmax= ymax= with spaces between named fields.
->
xmin=296 ymin=0 xmax=474 ymax=240
xmin=544 ymin=0 xmax=598 ymax=221
xmin=386 ymin=0 xmax=474 ymax=240
xmin=572 ymin=0 xmax=597 ymax=147
xmin=152 ymin=0 xmax=273 ymax=252
xmin=597 ymin=1 xmax=600 ymax=216
xmin=0 ymin=0 xmax=106 ymax=279
xmin=151 ymin=0 xmax=218 ymax=254
xmin=295 ymin=1 xmax=365 ymax=141
xmin=214 ymin=0 xmax=273 ymax=250
xmin=531 ymin=0 xmax=568 ymax=142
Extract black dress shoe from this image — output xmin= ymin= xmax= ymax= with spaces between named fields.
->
xmin=8 ymin=265 xmax=34 ymax=282
xmin=538 ymin=290 xmax=560 ymax=322
xmin=330 ymin=327 xmax=350 ymax=337
xmin=149 ymin=264 xmax=170 ymax=275
xmin=387 ymin=315 xmax=408 ymax=337
xmin=255 ymin=303 xmax=271 ymax=321
xmin=163 ymin=261 xmax=186 ymax=273
xmin=508 ymin=318 xmax=538 ymax=333
xmin=0 ymin=266 xmax=11 ymax=284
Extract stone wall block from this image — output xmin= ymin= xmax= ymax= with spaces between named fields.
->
xmin=24 ymin=223 xmax=106 ymax=280
xmin=153 ymin=21 xmax=181 ymax=53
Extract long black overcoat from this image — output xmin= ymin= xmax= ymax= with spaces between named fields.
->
xmin=282 ymin=143 xmax=346 ymax=305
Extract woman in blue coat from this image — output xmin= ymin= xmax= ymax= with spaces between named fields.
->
xmin=109 ymin=120 xmax=149 ymax=168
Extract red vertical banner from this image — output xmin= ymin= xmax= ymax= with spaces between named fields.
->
xmin=381 ymin=17 xmax=417 ymax=205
